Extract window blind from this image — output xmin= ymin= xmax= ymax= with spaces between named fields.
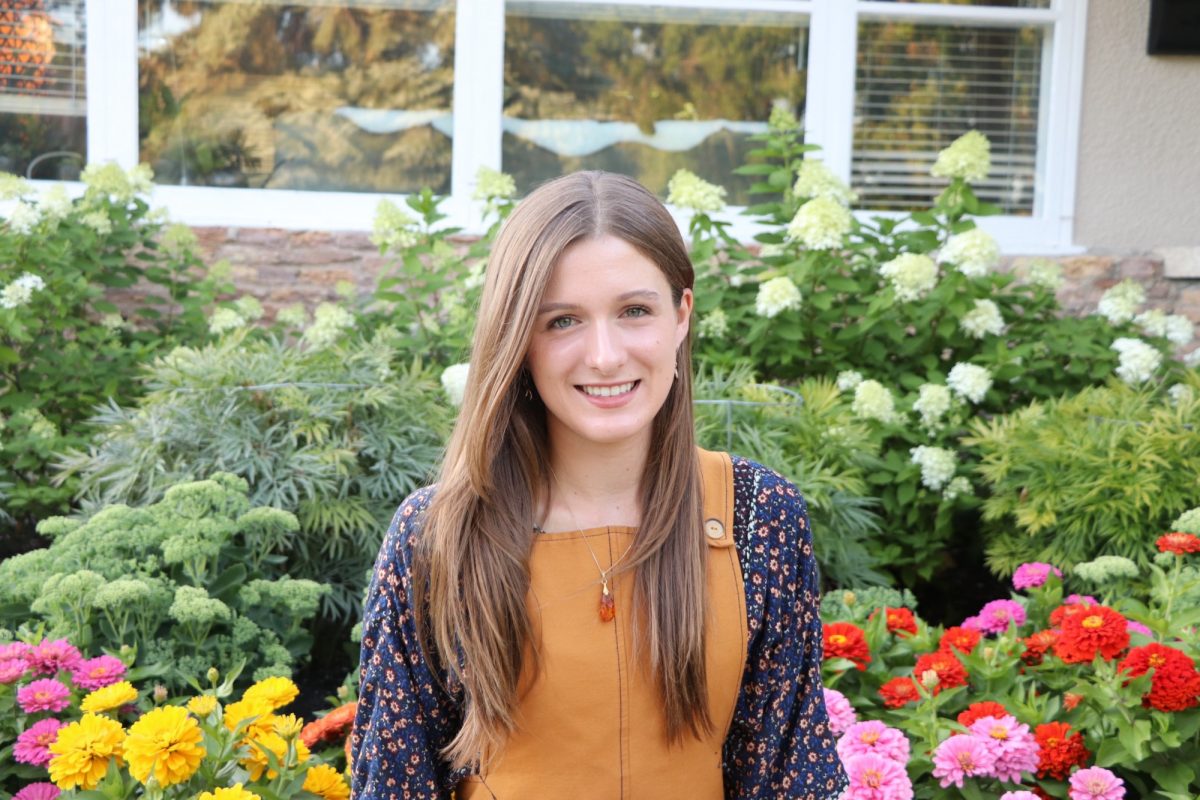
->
xmin=0 ymin=0 xmax=85 ymax=116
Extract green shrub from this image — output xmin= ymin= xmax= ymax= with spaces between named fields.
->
xmin=55 ymin=324 xmax=452 ymax=622
xmin=965 ymin=372 xmax=1200 ymax=575
xmin=0 ymin=473 xmax=327 ymax=687
xmin=0 ymin=165 xmax=229 ymax=531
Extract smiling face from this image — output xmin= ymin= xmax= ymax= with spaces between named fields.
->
xmin=526 ymin=234 xmax=692 ymax=456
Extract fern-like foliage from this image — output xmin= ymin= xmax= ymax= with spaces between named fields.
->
xmin=964 ymin=372 xmax=1200 ymax=576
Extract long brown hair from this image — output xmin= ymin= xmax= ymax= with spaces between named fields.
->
xmin=413 ymin=171 xmax=708 ymax=769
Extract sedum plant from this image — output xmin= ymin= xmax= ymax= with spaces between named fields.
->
xmin=0 ymin=474 xmax=328 ymax=688
xmin=54 ymin=322 xmax=452 ymax=624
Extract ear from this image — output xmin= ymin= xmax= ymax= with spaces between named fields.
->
xmin=674 ymin=288 xmax=694 ymax=348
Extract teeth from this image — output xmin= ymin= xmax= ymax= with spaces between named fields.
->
xmin=582 ymin=382 xmax=635 ymax=397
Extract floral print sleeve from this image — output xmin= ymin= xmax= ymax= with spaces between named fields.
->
xmin=722 ymin=457 xmax=848 ymax=799
xmin=351 ymin=487 xmax=466 ymax=800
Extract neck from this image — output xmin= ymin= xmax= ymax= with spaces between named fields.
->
xmin=540 ymin=432 xmax=648 ymax=531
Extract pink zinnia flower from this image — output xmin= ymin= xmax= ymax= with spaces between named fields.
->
xmin=16 ymin=678 xmax=71 ymax=713
xmin=0 ymin=641 xmax=32 ymax=660
xmin=968 ymin=714 xmax=1040 ymax=783
xmin=837 ymin=720 xmax=911 ymax=764
xmin=823 ymin=687 xmax=857 ymax=735
xmin=932 ymin=735 xmax=996 ymax=788
xmin=1126 ymin=619 xmax=1152 ymax=637
xmin=1065 ymin=593 xmax=1099 ymax=606
xmin=26 ymin=639 xmax=82 ymax=676
xmin=1000 ymin=793 xmax=1042 ymax=800
xmin=969 ymin=599 xmax=1027 ymax=635
xmin=13 ymin=783 xmax=61 ymax=800
xmin=0 ymin=657 xmax=30 ymax=683
xmin=1013 ymin=562 xmax=1061 ymax=590
xmin=841 ymin=752 xmax=914 ymax=800
xmin=1069 ymin=766 xmax=1125 ymax=800
xmin=14 ymin=718 xmax=63 ymax=766
xmin=71 ymin=655 xmax=127 ymax=691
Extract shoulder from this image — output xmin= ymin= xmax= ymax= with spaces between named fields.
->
xmin=729 ymin=455 xmax=811 ymax=533
xmin=378 ymin=485 xmax=438 ymax=569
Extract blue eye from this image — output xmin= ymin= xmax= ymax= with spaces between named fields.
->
xmin=625 ymin=306 xmax=650 ymax=318
xmin=549 ymin=316 xmax=575 ymax=330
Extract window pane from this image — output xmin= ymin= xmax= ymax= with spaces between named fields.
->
xmin=138 ymin=1 xmax=454 ymax=193
xmin=869 ymin=1 xmax=1050 ymax=8
xmin=503 ymin=3 xmax=807 ymax=204
xmin=853 ymin=21 xmax=1044 ymax=214
xmin=0 ymin=0 xmax=86 ymax=180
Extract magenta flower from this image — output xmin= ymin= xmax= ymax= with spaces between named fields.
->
xmin=71 ymin=655 xmax=127 ymax=691
xmin=968 ymin=714 xmax=1040 ymax=783
xmin=1069 ymin=766 xmax=1125 ymax=800
xmin=966 ymin=599 xmax=1027 ymax=635
xmin=14 ymin=718 xmax=63 ymax=766
xmin=13 ymin=784 xmax=61 ymax=800
xmin=841 ymin=752 xmax=914 ymax=800
xmin=16 ymin=678 xmax=71 ymax=713
xmin=1012 ymin=562 xmax=1061 ymax=590
xmin=1000 ymin=793 xmax=1042 ymax=800
xmin=837 ymin=720 xmax=911 ymax=764
xmin=823 ymin=687 xmax=857 ymax=735
xmin=0 ymin=657 xmax=30 ymax=684
xmin=1126 ymin=619 xmax=1152 ymax=637
xmin=26 ymin=639 xmax=82 ymax=676
xmin=0 ymin=641 xmax=32 ymax=660
xmin=932 ymin=735 xmax=996 ymax=788
xmin=1065 ymin=593 xmax=1099 ymax=606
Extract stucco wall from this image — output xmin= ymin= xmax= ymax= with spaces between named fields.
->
xmin=1075 ymin=0 xmax=1200 ymax=252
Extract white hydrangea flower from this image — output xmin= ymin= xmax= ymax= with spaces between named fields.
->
xmin=768 ymin=104 xmax=799 ymax=132
xmin=942 ymin=476 xmax=973 ymax=501
xmin=910 ymin=445 xmax=957 ymax=491
xmin=758 ymin=242 xmax=788 ymax=259
xmin=793 ymin=160 xmax=857 ymax=206
xmin=787 ymin=196 xmax=852 ymax=250
xmin=81 ymin=162 xmax=153 ymax=204
xmin=698 ymin=308 xmax=729 ymax=339
xmin=303 ymin=303 xmax=356 ymax=349
xmin=947 ymin=362 xmax=993 ymax=404
xmin=463 ymin=261 xmax=487 ymax=291
xmin=836 ymin=370 xmax=864 ymax=392
xmin=851 ymin=380 xmax=898 ymax=423
xmin=0 ymin=273 xmax=46 ymax=310
xmin=81 ymin=211 xmax=113 ymax=236
xmin=18 ymin=409 xmax=58 ymax=441
xmin=233 ymin=296 xmax=264 ymax=321
xmin=161 ymin=223 xmax=198 ymax=258
xmin=755 ymin=276 xmax=802 ymax=318
xmin=931 ymin=130 xmax=991 ymax=182
xmin=472 ymin=166 xmax=516 ymax=201
xmin=938 ymin=228 xmax=999 ymax=278
xmin=6 ymin=201 xmax=40 ymax=235
xmin=100 ymin=313 xmax=127 ymax=332
xmin=1186 ymin=348 xmax=1200 ymax=368
xmin=1025 ymin=258 xmax=1064 ymax=292
xmin=371 ymin=199 xmax=420 ymax=252
xmin=913 ymin=383 xmax=953 ymax=429
xmin=38 ymin=185 xmax=72 ymax=222
xmin=960 ymin=299 xmax=1005 ymax=339
xmin=0 ymin=172 xmax=32 ymax=200
xmin=441 ymin=362 xmax=470 ymax=406
xmin=1164 ymin=315 xmax=1195 ymax=347
xmin=666 ymin=169 xmax=725 ymax=214
xmin=128 ymin=164 xmax=154 ymax=195
xmin=208 ymin=307 xmax=246 ymax=335
xmin=1097 ymin=279 xmax=1146 ymax=325
xmin=1167 ymin=383 xmax=1194 ymax=406
xmin=275 ymin=304 xmax=308 ymax=328
xmin=1138 ymin=309 xmax=1194 ymax=347
xmin=879 ymin=253 xmax=938 ymax=302
xmin=1111 ymin=337 xmax=1162 ymax=385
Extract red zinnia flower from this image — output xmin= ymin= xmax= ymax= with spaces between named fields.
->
xmin=1157 ymin=532 xmax=1200 ymax=555
xmin=1049 ymin=601 xmax=1094 ymax=627
xmin=879 ymin=676 xmax=920 ymax=708
xmin=1053 ymin=605 xmax=1129 ymax=664
xmin=823 ymin=622 xmax=871 ymax=670
xmin=939 ymin=626 xmax=982 ymax=655
xmin=1035 ymin=721 xmax=1090 ymax=779
xmin=870 ymin=607 xmax=918 ymax=636
xmin=1063 ymin=692 xmax=1083 ymax=711
xmin=1022 ymin=629 xmax=1059 ymax=666
xmin=957 ymin=701 xmax=1010 ymax=729
xmin=300 ymin=701 xmax=358 ymax=748
xmin=1118 ymin=643 xmax=1200 ymax=712
xmin=914 ymin=650 xmax=969 ymax=693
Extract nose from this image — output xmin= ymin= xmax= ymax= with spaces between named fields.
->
xmin=584 ymin=319 xmax=625 ymax=374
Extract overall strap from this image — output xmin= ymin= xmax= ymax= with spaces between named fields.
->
xmin=697 ymin=448 xmax=735 ymax=550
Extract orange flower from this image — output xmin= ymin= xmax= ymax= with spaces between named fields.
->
xmin=1118 ymin=643 xmax=1200 ymax=712
xmin=878 ymin=677 xmax=919 ymax=708
xmin=939 ymin=626 xmax=982 ymax=655
xmin=1062 ymin=692 xmax=1083 ymax=711
xmin=1157 ymin=532 xmax=1200 ymax=555
xmin=1035 ymin=721 xmax=1090 ymax=780
xmin=300 ymin=702 xmax=358 ymax=749
xmin=957 ymin=701 xmax=1010 ymax=729
xmin=1053 ymin=605 xmax=1129 ymax=664
xmin=913 ymin=651 xmax=968 ymax=693
xmin=869 ymin=607 xmax=918 ymax=637
xmin=823 ymin=622 xmax=871 ymax=671
xmin=1022 ymin=629 xmax=1059 ymax=666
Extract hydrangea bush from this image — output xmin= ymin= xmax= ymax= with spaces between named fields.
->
xmin=0 ymin=474 xmax=328 ymax=689
xmin=0 ymin=165 xmax=231 ymax=532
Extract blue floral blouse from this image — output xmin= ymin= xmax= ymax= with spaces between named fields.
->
xmin=351 ymin=456 xmax=848 ymax=799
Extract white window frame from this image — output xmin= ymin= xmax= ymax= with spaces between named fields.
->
xmin=55 ymin=0 xmax=1086 ymax=253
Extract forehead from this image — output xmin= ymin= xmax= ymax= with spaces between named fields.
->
xmin=544 ymin=235 xmax=669 ymax=297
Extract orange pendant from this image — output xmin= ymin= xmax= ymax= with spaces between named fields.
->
xmin=599 ymin=582 xmax=615 ymax=622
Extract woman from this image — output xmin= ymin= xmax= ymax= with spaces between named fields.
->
xmin=351 ymin=172 xmax=847 ymax=799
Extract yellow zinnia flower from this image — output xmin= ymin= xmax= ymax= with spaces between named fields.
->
xmin=80 ymin=681 xmax=139 ymax=714
xmin=273 ymin=713 xmax=304 ymax=740
xmin=242 ymin=676 xmax=298 ymax=711
xmin=223 ymin=697 xmax=275 ymax=740
xmin=197 ymin=783 xmax=261 ymax=800
xmin=48 ymin=714 xmax=126 ymax=790
xmin=303 ymin=763 xmax=350 ymax=800
xmin=241 ymin=732 xmax=309 ymax=781
xmin=124 ymin=705 xmax=206 ymax=787
xmin=187 ymin=694 xmax=218 ymax=717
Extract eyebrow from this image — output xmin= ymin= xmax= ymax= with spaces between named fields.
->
xmin=537 ymin=289 xmax=661 ymax=315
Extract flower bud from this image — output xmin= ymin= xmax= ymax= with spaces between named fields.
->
xmin=153 ymin=683 xmax=169 ymax=703
xmin=337 ymin=685 xmax=349 ymax=700
xmin=842 ymin=591 xmax=857 ymax=607
xmin=207 ymin=667 xmax=220 ymax=684
xmin=919 ymin=669 xmax=940 ymax=689
xmin=983 ymin=646 xmax=996 ymax=660
xmin=274 ymin=713 xmax=304 ymax=740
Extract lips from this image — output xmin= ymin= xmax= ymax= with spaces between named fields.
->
xmin=577 ymin=380 xmax=639 ymax=398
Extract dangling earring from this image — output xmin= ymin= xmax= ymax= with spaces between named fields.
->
xmin=674 ymin=362 xmax=679 ymax=380
xmin=521 ymin=371 xmax=535 ymax=401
